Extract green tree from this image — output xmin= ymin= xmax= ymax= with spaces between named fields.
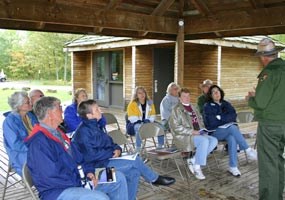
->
xmin=0 ymin=29 xmax=79 ymax=81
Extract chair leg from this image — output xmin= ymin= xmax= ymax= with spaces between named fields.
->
xmin=254 ymin=138 xmax=257 ymax=149
xmin=174 ymin=158 xmax=185 ymax=181
xmin=1 ymin=165 xmax=11 ymax=200
xmin=128 ymin=135 xmax=135 ymax=149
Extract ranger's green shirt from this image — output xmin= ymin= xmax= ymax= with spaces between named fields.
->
xmin=248 ymin=58 xmax=285 ymax=122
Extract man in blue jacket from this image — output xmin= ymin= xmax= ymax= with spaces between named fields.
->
xmin=73 ymin=99 xmax=176 ymax=200
xmin=25 ymin=96 xmax=128 ymax=200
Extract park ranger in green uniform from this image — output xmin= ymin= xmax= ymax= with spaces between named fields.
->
xmin=246 ymin=38 xmax=285 ymax=200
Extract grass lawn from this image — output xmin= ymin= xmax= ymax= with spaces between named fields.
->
xmin=0 ymin=88 xmax=72 ymax=112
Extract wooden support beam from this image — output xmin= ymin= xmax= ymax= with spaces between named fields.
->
xmin=0 ymin=0 xmax=178 ymax=34
xmin=174 ymin=21 xmax=184 ymax=86
xmin=184 ymin=6 xmax=285 ymax=35
xmin=178 ymin=0 xmax=185 ymax=17
xmin=190 ymin=0 xmax=211 ymax=16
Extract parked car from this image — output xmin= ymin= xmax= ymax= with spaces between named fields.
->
xmin=0 ymin=72 xmax=6 ymax=82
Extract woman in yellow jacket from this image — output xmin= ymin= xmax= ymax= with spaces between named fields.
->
xmin=127 ymin=86 xmax=164 ymax=151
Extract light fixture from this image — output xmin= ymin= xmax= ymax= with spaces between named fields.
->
xmin=178 ymin=19 xmax=184 ymax=27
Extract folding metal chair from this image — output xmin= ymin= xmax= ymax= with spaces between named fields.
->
xmin=139 ymin=123 xmax=186 ymax=181
xmin=2 ymin=163 xmax=22 ymax=200
xmin=104 ymin=112 xmax=134 ymax=151
xmin=22 ymin=163 xmax=38 ymax=200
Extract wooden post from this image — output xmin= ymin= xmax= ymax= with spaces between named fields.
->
xmin=174 ymin=19 xmax=184 ymax=86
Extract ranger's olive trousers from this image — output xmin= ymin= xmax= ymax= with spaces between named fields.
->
xmin=257 ymin=121 xmax=285 ymax=200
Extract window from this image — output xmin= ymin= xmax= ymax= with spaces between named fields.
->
xmin=110 ymin=51 xmax=123 ymax=81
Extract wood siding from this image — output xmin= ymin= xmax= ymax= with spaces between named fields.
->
xmin=135 ymin=46 xmax=153 ymax=99
xmin=124 ymin=47 xmax=132 ymax=103
xmin=72 ymin=51 xmax=92 ymax=97
xmin=220 ymin=47 xmax=262 ymax=110
xmin=71 ymin=43 xmax=262 ymax=112
xmin=184 ymin=43 xmax=218 ymax=104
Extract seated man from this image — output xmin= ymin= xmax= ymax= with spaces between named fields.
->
xmin=169 ymin=87 xmax=218 ymax=180
xmin=160 ymin=82 xmax=180 ymax=130
xmin=25 ymin=96 xmax=128 ymax=200
xmin=72 ymin=99 xmax=176 ymax=200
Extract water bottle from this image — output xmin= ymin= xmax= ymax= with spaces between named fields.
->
xmin=77 ymin=165 xmax=86 ymax=186
xmin=77 ymin=165 xmax=93 ymax=189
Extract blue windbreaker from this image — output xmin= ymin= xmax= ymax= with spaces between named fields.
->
xmin=2 ymin=111 xmax=38 ymax=176
xmin=203 ymin=100 xmax=237 ymax=130
xmin=72 ymin=118 xmax=121 ymax=172
xmin=25 ymin=124 xmax=85 ymax=200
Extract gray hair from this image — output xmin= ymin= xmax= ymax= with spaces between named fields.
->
xmin=166 ymin=82 xmax=180 ymax=94
xmin=29 ymin=89 xmax=44 ymax=98
xmin=8 ymin=91 xmax=29 ymax=112
xmin=33 ymin=96 xmax=61 ymax=121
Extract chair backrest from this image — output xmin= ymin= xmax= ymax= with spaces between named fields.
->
xmin=138 ymin=123 xmax=165 ymax=140
xmin=236 ymin=111 xmax=254 ymax=123
xmin=103 ymin=113 xmax=121 ymax=131
xmin=22 ymin=163 xmax=38 ymax=200
xmin=108 ymin=129 xmax=129 ymax=146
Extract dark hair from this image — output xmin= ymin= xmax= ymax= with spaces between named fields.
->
xmin=178 ymin=87 xmax=191 ymax=97
xmin=77 ymin=99 xmax=97 ymax=118
xmin=206 ymin=85 xmax=225 ymax=102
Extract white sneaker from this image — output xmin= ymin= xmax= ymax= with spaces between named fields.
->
xmin=228 ymin=167 xmax=241 ymax=177
xmin=193 ymin=168 xmax=206 ymax=180
xmin=245 ymin=148 xmax=257 ymax=160
xmin=186 ymin=157 xmax=195 ymax=174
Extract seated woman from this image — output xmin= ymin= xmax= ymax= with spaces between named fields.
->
xmin=64 ymin=88 xmax=106 ymax=134
xmin=3 ymin=91 xmax=38 ymax=176
xmin=169 ymin=87 xmax=217 ymax=180
xmin=127 ymin=86 xmax=164 ymax=150
xmin=26 ymin=96 xmax=127 ymax=200
xmin=72 ymin=99 xmax=175 ymax=200
xmin=203 ymin=85 xmax=257 ymax=177
xmin=160 ymin=82 xmax=180 ymax=130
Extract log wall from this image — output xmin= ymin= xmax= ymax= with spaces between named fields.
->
xmin=184 ymin=43 xmax=218 ymax=104
xmin=72 ymin=51 xmax=92 ymax=97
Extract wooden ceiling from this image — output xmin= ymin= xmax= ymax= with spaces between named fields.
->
xmin=1 ymin=0 xmax=285 ymax=40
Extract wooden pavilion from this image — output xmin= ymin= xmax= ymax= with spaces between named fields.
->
xmin=1 ymin=1 xmax=285 ymax=199
xmin=65 ymin=35 xmax=284 ymax=111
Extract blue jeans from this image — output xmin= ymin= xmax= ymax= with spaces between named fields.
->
xmin=134 ymin=123 xmax=164 ymax=149
xmin=57 ymin=171 xmax=127 ymax=200
xmin=108 ymin=156 xmax=158 ymax=200
xmin=211 ymin=125 xmax=249 ymax=167
xmin=57 ymin=187 xmax=109 ymax=200
xmin=193 ymin=135 xmax=218 ymax=166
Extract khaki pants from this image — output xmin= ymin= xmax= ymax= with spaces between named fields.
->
xmin=257 ymin=121 xmax=285 ymax=200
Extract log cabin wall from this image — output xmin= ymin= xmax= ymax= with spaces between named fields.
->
xmin=220 ymin=47 xmax=262 ymax=111
xmin=124 ymin=47 xmax=133 ymax=104
xmin=71 ymin=40 xmax=263 ymax=112
xmin=135 ymin=46 xmax=154 ymax=100
xmin=72 ymin=51 xmax=92 ymax=97
xmin=183 ymin=43 xmax=218 ymax=104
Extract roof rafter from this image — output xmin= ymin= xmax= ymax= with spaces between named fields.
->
xmin=139 ymin=0 xmax=175 ymax=36
xmin=105 ymin=0 xmax=122 ymax=10
xmin=0 ymin=0 xmax=178 ymax=35
xmin=185 ymin=6 xmax=285 ymax=35
xmin=190 ymin=0 xmax=211 ymax=16
xmin=249 ymin=0 xmax=264 ymax=9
